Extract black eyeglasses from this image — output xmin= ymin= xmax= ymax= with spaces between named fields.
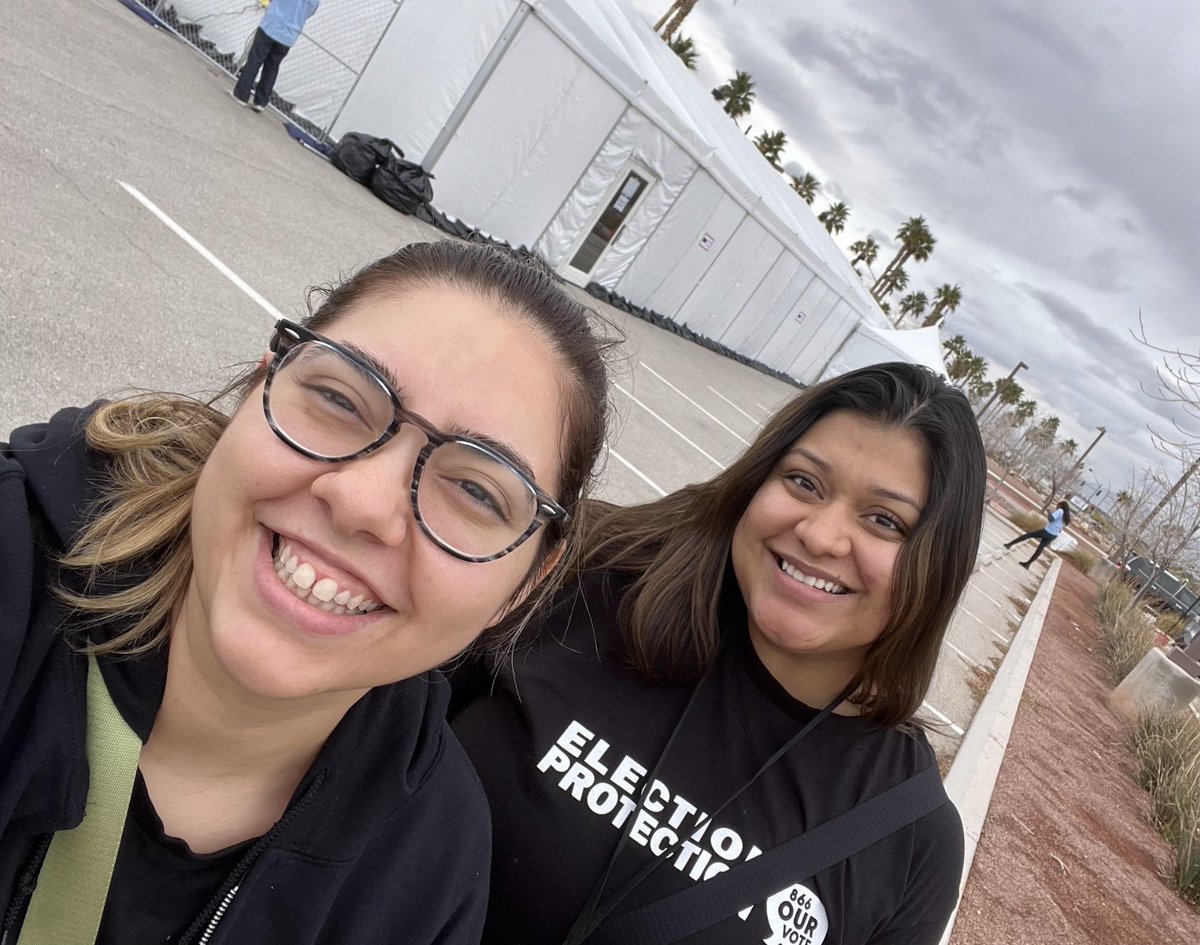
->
xmin=262 ymin=319 xmax=569 ymax=562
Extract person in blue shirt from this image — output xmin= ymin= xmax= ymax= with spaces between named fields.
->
xmin=231 ymin=0 xmax=321 ymax=111
xmin=1004 ymin=500 xmax=1071 ymax=568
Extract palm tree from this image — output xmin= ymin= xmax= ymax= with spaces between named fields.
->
xmin=753 ymin=129 xmax=788 ymax=170
xmin=1014 ymin=398 xmax=1038 ymax=426
xmin=666 ymin=34 xmax=699 ymax=69
xmin=789 ymin=172 xmax=820 ymax=205
xmin=712 ymin=71 xmax=756 ymax=123
xmin=655 ymin=0 xmax=698 ymax=39
xmin=817 ymin=201 xmax=849 ymax=234
xmin=872 ymin=217 xmax=936 ymax=301
xmin=895 ymin=291 xmax=928 ymax=325
xmin=848 ymin=237 xmax=878 ymax=268
xmin=874 ymin=264 xmax=908 ymax=301
xmin=921 ymin=283 xmax=963 ymax=327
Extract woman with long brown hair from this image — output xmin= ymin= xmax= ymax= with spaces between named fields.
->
xmin=0 ymin=241 xmax=609 ymax=945
xmin=453 ymin=362 xmax=986 ymax=945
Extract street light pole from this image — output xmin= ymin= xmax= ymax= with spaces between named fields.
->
xmin=976 ymin=360 xmax=1029 ymax=420
xmin=1048 ymin=426 xmax=1107 ymax=510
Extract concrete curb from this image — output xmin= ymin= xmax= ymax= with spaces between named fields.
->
xmin=938 ymin=558 xmax=1062 ymax=945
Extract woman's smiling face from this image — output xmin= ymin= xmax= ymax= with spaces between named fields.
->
xmin=182 ymin=285 xmax=568 ymax=703
xmin=730 ymin=410 xmax=929 ymax=692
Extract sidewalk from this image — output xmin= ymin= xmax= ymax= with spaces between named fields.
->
xmin=949 ymin=564 xmax=1198 ymax=943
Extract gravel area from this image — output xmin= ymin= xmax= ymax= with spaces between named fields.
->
xmin=951 ymin=564 xmax=1199 ymax=943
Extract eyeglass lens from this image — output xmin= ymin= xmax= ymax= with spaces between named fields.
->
xmin=268 ymin=341 xmax=539 ymax=557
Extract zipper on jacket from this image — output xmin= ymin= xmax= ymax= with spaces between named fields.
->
xmin=197 ymin=885 xmax=240 ymax=945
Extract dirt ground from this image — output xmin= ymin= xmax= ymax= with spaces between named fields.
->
xmin=951 ymin=564 xmax=1199 ymax=944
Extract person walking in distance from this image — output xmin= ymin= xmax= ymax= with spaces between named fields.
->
xmin=1004 ymin=500 xmax=1071 ymax=569
xmin=231 ymin=0 xmax=321 ymax=112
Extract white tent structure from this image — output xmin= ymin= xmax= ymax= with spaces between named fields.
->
xmin=168 ymin=0 xmax=942 ymax=382
xmin=818 ymin=324 xmax=948 ymax=382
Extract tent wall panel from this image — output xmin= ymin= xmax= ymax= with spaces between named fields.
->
xmin=431 ymin=19 xmax=626 ymax=247
xmin=534 ymin=108 xmax=695 ymax=272
xmin=756 ymin=282 xmax=834 ymax=372
xmin=637 ymin=190 xmax=747 ymax=316
xmin=674 ymin=217 xmax=779 ymax=338
xmin=789 ymin=301 xmax=856 ymax=384
xmin=780 ymin=291 xmax=843 ymax=369
xmin=750 ymin=276 xmax=828 ymax=362
xmin=726 ymin=261 xmax=816 ymax=358
xmin=328 ymin=0 xmax=520 ymax=156
xmin=614 ymin=170 xmax=722 ymax=302
xmin=718 ymin=253 xmax=803 ymax=351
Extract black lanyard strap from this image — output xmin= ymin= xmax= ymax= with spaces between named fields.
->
xmin=587 ymin=764 xmax=947 ymax=945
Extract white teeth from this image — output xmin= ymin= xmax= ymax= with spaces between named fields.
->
xmin=311 ymin=578 xmax=339 ymax=602
xmin=292 ymin=562 xmax=316 ymax=589
xmin=778 ymin=558 xmax=846 ymax=595
xmin=270 ymin=538 xmax=381 ymax=615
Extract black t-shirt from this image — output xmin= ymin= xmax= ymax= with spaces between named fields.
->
xmin=95 ymin=772 xmax=253 ymax=944
xmin=452 ymin=572 xmax=963 ymax=945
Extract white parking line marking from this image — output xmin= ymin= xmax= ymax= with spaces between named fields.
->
xmin=754 ymin=402 xmax=772 ymax=414
xmin=118 ymin=181 xmax=282 ymax=321
xmin=921 ymin=701 xmax=965 ymax=736
xmin=640 ymin=364 xmax=749 ymax=445
xmin=944 ymin=639 xmax=980 ymax=668
xmin=607 ymin=447 xmax=666 ymax=497
xmin=707 ymin=387 xmax=762 ymax=426
xmin=958 ymin=608 xmax=1011 ymax=643
xmin=613 ymin=383 xmax=727 ymax=470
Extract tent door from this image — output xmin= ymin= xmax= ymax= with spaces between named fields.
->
xmin=560 ymin=161 xmax=656 ymax=286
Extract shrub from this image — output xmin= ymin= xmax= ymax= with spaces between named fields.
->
xmin=1096 ymin=578 xmax=1157 ymax=684
xmin=1061 ymin=548 xmax=1098 ymax=574
xmin=1129 ymin=708 xmax=1200 ymax=904
xmin=1156 ymin=611 xmax=1187 ymax=639
xmin=1008 ymin=510 xmax=1045 ymax=533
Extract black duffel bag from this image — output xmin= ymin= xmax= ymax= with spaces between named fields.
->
xmin=332 ymin=133 xmax=401 ymax=185
xmin=369 ymin=155 xmax=434 ymax=215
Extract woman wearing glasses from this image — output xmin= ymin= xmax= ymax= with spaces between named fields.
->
xmin=0 ymin=242 xmax=608 ymax=944
xmin=453 ymin=364 xmax=984 ymax=945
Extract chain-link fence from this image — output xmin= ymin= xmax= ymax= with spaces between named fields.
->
xmin=135 ymin=0 xmax=400 ymax=142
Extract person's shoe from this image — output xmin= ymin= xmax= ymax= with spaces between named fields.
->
xmin=1020 ymin=561 xmax=1031 ymax=569
xmin=250 ymin=101 xmax=266 ymax=113
xmin=228 ymin=89 xmax=250 ymax=108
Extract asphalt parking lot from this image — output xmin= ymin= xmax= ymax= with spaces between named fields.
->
xmin=3 ymin=0 xmax=1046 ymax=765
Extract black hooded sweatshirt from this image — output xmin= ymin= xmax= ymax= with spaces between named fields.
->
xmin=0 ymin=407 xmax=491 ymax=944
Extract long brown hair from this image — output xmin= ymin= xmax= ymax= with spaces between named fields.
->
xmin=62 ymin=241 xmax=611 ymax=656
xmin=572 ymin=362 xmax=986 ymax=726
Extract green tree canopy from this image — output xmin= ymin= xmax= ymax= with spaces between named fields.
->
xmin=666 ymin=34 xmax=698 ymax=70
xmin=753 ymin=129 xmax=788 ymax=170
xmin=897 ymin=291 xmax=928 ymax=322
xmin=712 ymin=70 xmax=756 ymax=122
xmin=872 ymin=216 xmax=936 ymax=302
xmin=848 ymin=236 xmax=878 ymax=268
xmin=817 ymin=201 xmax=850 ymax=234
xmin=789 ymin=172 xmax=820 ymax=205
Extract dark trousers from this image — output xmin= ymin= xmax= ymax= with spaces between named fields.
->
xmin=1006 ymin=528 xmax=1055 ymax=564
xmin=234 ymin=29 xmax=290 ymax=106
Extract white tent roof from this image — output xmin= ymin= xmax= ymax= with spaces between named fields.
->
xmin=531 ymin=0 xmax=884 ymax=325
xmin=819 ymin=324 xmax=948 ymax=382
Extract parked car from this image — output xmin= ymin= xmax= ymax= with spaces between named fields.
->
xmin=1121 ymin=555 xmax=1200 ymax=616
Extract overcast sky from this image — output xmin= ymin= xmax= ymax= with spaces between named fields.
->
xmin=630 ymin=0 xmax=1200 ymax=496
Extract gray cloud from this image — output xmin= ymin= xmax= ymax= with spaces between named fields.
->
xmin=1051 ymin=185 xmax=1102 ymax=211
